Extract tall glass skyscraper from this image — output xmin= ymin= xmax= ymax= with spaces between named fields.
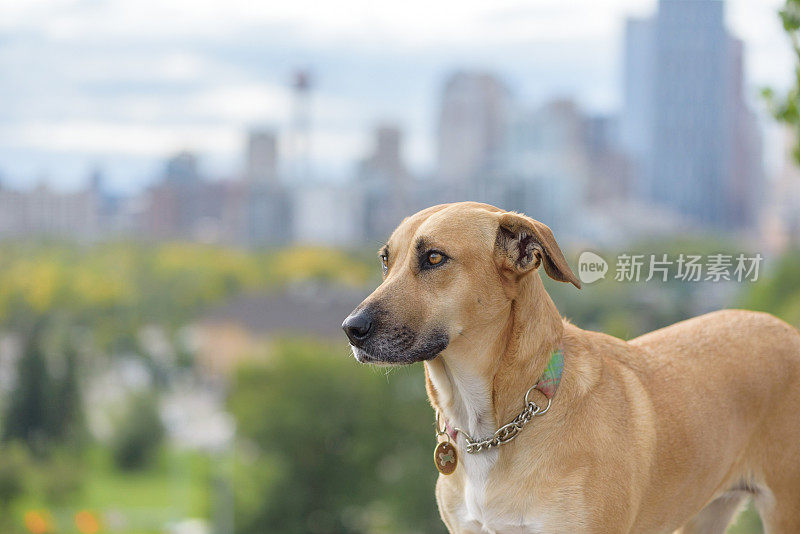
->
xmin=621 ymin=0 xmax=762 ymax=230
xmin=436 ymin=72 xmax=511 ymax=197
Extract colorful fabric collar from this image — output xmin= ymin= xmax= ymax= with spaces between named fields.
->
xmin=535 ymin=345 xmax=565 ymax=399
xmin=442 ymin=345 xmax=564 ymax=442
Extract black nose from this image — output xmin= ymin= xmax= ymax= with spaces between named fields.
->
xmin=342 ymin=310 xmax=374 ymax=347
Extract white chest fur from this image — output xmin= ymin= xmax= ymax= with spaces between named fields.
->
xmin=429 ymin=359 xmax=553 ymax=533
xmin=429 ymin=361 xmax=502 ymax=528
xmin=459 ymin=445 xmax=498 ymax=529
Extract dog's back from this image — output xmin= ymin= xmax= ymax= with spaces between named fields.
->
xmin=627 ymin=309 xmax=800 ymax=532
xmin=629 ymin=309 xmax=800 ymax=408
xmin=630 ymin=308 xmax=800 ymax=384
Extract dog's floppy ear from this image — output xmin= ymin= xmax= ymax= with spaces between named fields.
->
xmin=494 ymin=212 xmax=581 ymax=289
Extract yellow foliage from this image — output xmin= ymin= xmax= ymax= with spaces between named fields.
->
xmin=1 ymin=259 xmax=61 ymax=312
xmin=269 ymin=246 xmax=371 ymax=287
xmin=0 ymin=242 xmax=373 ymax=324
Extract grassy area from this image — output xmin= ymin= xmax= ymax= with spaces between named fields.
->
xmin=12 ymin=446 xmax=213 ymax=533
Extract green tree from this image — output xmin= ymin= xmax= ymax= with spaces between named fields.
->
xmin=111 ymin=392 xmax=165 ymax=471
xmin=739 ymin=249 xmax=800 ymax=326
xmin=763 ymin=0 xmax=800 ymax=162
xmin=229 ymin=340 xmax=444 ymax=534
xmin=2 ymin=322 xmax=51 ymax=454
xmin=47 ymin=341 xmax=86 ymax=447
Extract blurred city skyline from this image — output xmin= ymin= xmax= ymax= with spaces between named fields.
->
xmin=1 ymin=3 xmax=799 ymax=532
xmin=0 ymin=0 xmax=793 ymax=194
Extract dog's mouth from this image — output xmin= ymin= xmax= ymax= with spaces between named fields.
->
xmin=350 ymin=331 xmax=449 ymax=365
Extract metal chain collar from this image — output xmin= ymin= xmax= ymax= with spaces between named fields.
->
xmin=440 ymin=386 xmax=552 ymax=454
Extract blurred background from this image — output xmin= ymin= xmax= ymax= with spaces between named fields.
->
xmin=1 ymin=0 xmax=799 ymax=532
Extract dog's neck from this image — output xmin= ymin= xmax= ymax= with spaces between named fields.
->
xmin=424 ymin=273 xmax=564 ymax=442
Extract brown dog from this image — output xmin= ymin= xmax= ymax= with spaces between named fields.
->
xmin=342 ymin=202 xmax=800 ymax=533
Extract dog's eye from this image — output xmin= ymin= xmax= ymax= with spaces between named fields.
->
xmin=421 ymin=251 xmax=447 ymax=270
xmin=379 ymin=254 xmax=389 ymax=275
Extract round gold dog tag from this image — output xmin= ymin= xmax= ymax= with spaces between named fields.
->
xmin=434 ymin=441 xmax=458 ymax=475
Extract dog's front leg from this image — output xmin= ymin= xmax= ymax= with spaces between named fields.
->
xmin=436 ymin=475 xmax=460 ymax=533
xmin=436 ymin=475 xmax=485 ymax=533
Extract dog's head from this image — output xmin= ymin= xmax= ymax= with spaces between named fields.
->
xmin=342 ymin=202 xmax=580 ymax=365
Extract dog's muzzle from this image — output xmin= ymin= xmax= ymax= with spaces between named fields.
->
xmin=342 ymin=309 xmax=374 ymax=348
xmin=342 ymin=307 xmax=449 ymax=365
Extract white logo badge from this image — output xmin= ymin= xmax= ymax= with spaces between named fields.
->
xmin=578 ymin=251 xmax=608 ymax=284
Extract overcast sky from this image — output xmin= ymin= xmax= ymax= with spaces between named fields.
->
xmin=0 ymin=0 xmax=793 ymax=194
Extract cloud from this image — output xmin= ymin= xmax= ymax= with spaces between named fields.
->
xmin=1 ymin=120 xmax=239 ymax=156
xmin=0 ymin=0 xmax=793 ymax=193
xmin=1 ymin=0 xmax=652 ymax=46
